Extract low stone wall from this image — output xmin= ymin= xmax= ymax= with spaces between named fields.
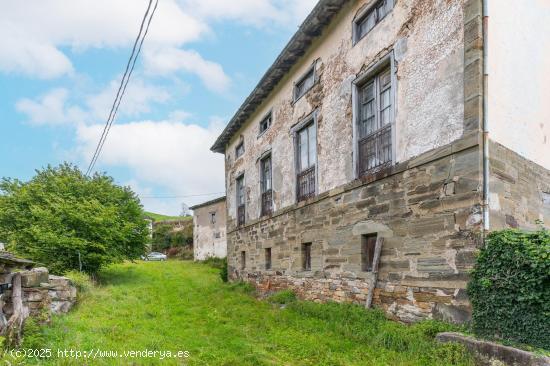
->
xmin=2 ymin=267 xmax=76 ymax=320
xmin=229 ymin=136 xmax=482 ymax=323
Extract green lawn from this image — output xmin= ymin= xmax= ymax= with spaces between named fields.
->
xmin=19 ymin=261 xmax=473 ymax=365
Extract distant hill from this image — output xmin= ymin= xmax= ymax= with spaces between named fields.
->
xmin=144 ymin=211 xmax=191 ymax=222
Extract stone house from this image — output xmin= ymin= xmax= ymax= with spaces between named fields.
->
xmin=211 ymin=0 xmax=550 ymax=323
xmin=190 ymin=197 xmax=227 ymax=260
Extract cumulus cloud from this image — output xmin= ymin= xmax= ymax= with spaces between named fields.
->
xmin=76 ymin=119 xmax=225 ymax=213
xmin=179 ymin=0 xmax=317 ymax=27
xmin=15 ymin=89 xmax=86 ymax=126
xmin=143 ymin=48 xmax=230 ymax=93
xmin=85 ymin=78 xmax=171 ymax=121
xmin=0 ymin=0 xmax=209 ymax=80
xmin=16 ymin=78 xmax=172 ymax=126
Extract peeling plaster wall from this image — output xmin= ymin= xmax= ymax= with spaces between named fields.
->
xmin=487 ymin=0 xmax=550 ymax=169
xmin=224 ymin=0 xmax=466 ymax=223
xmin=193 ymin=200 xmax=227 ymax=260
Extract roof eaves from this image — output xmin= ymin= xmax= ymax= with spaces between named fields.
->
xmin=210 ymin=0 xmax=350 ymax=153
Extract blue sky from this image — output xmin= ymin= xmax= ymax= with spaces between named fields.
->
xmin=0 ymin=0 xmax=316 ymax=215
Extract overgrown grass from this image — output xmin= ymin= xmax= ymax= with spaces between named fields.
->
xmin=144 ymin=211 xmax=190 ymax=222
xmin=20 ymin=261 xmax=474 ymax=365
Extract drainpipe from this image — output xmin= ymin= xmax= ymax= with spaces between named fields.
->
xmin=482 ymin=0 xmax=490 ymax=233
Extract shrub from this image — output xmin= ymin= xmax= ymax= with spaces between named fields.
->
xmin=267 ymin=290 xmax=297 ymax=305
xmin=0 ymin=164 xmax=148 ymax=275
xmin=219 ymin=258 xmax=228 ymax=283
xmin=65 ymin=270 xmax=94 ymax=294
xmin=467 ymin=228 xmax=550 ymax=349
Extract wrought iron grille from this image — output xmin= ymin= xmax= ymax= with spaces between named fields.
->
xmin=237 ymin=204 xmax=245 ymax=226
xmin=297 ymin=165 xmax=316 ymax=202
xmin=261 ymin=189 xmax=273 ymax=216
xmin=358 ymin=125 xmax=391 ymax=177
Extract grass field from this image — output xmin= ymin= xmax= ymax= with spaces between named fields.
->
xmin=17 ymin=261 xmax=473 ymax=365
xmin=144 ymin=211 xmax=191 ymax=222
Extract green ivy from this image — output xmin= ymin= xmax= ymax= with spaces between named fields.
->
xmin=467 ymin=228 xmax=550 ymax=349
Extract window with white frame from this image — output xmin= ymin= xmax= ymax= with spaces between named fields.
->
xmin=356 ymin=64 xmax=393 ymax=177
xmin=354 ymin=0 xmax=394 ymax=44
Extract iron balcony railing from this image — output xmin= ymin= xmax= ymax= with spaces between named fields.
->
xmin=237 ymin=204 xmax=245 ymax=226
xmin=261 ymin=189 xmax=273 ymax=216
xmin=358 ymin=125 xmax=391 ymax=177
xmin=297 ymin=165 xmax=316 ymax=202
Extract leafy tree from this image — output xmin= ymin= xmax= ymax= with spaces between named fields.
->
xmin=0 ymin=163 xmax=148 ymax=275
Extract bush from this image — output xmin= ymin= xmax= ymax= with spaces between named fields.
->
xmin=65 ymin=270 xmax=94 ymax=294
xmin=467 ymin=228 xmax=550 ymax=349
xmin=0 ymin=164 xmax=148 ymax=275
xmin=200 ymin=257 xmax=228 ymax=282
xmin=267 ymin=290 xmax=297 ymax=305
xmin=219 ymin=259 xmax=228 ymax=283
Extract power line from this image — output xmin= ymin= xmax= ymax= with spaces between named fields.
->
xmin=86 ymin=0 xmax=159 ymax=176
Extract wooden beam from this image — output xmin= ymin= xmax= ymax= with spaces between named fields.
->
xmin=366 ymin=237 xmax=383 ymax=309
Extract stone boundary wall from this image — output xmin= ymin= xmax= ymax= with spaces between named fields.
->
xmin=1 ymin=267 xmax=76 ymax=321
xmin=228 ymin=135 xmax=483 ymax=323
xmin=488 ymin=140 xmax=550 ymax=230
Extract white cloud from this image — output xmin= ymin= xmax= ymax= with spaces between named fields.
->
xmin=86 ymin=78 xmax=171 ymax=121
xmin=179 ymin=0 xmax=317 ymax=27
xmin=143 ymin=47 xmax=230 ymax=93
xmin=0 ymin=0 xmax=206 ymax=79
xmin=76 ymin=119 xmax=225 ymax=214
xmin=15 ymin=88 xmax=86 ymax=126
xmin=16 ymin=78 xmax=172 ymax=126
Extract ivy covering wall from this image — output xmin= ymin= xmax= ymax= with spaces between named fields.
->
xmin=467 ymin=228 xmax=549 ymax=349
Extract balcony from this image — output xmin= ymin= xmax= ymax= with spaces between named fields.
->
xmin=237 ymin=204 xmax=245 ymax=226
xmin=358 ymin=125 xmax=391 ymax=177
xmin=297 ymin=165 xmax=316 ymax=202
xmin=261 ymin=189 xmax=273 ymax=216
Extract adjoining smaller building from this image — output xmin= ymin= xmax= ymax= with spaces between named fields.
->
xmin=190 ymin=197 xmax=227 ymax=261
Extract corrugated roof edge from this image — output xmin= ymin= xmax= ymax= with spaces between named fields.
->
xmin=210 ymin=0 xmax=350 ymax=153
xmin=189 ymin=196 xmax=227 ymax=211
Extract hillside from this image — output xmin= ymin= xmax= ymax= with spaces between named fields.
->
xmin=144 ymin=211 xmax=191 ymax=222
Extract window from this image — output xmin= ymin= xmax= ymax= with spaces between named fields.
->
xmin=236 ymin=175 xmax=245 ymax=226
xmin=361 ymin=234 xmax=377 ymax=272
xmin=259 ymin=112 xmax=272 ymax=135
xmin=235 ymin=142 xmax=245 ymax=158
xmin=210 ymin=212 xmax=216 ymax=224
xmin=265 ymin=248 xmax=272 ymax=270
xmin=357 ymin=66 xmax=393 ymax=177
xmin=260 ymin=155 xmax=273 ymax=216
xmin=240 ymin=251 xmax=246 ymax=270
xmin=214 ymin=232 xmax=221 ymax=239
xmin=294 ymin=66 xmax=315 ymax=101
xmin=354 ymin=0 xmax=394 ymax=43
xmin=296 ymin=121 xmax=316 ymax=202
xmin=302 ymin=243 xmax=312 ymax=271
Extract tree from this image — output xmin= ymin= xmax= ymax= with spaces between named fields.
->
xmin=0 ymin=163 xmax=148 ymax=275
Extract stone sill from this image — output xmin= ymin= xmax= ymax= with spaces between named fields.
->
xmin=436 ymin=332 xmax=550 ymax=366
xmin=228 ymin=131 xmax=481 ymax=234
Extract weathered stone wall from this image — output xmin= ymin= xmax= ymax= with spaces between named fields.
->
xmin=224 ymin=0 xmax=469 ymax=225
xmin=193 ymin=199 xmax=227 ymax=260
xmin=228 ymin=135 xmax=482 ymax=323
xmin=488 ymin=140 xmax=550 ymax=230
xmin=1 ymin=267 xmax=76 ymax=321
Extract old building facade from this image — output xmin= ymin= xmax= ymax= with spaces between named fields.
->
xmin=191 ymin=197 xmax=227 ymax=261
xmin=211 ymin=0 xmax=550 ymax=322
